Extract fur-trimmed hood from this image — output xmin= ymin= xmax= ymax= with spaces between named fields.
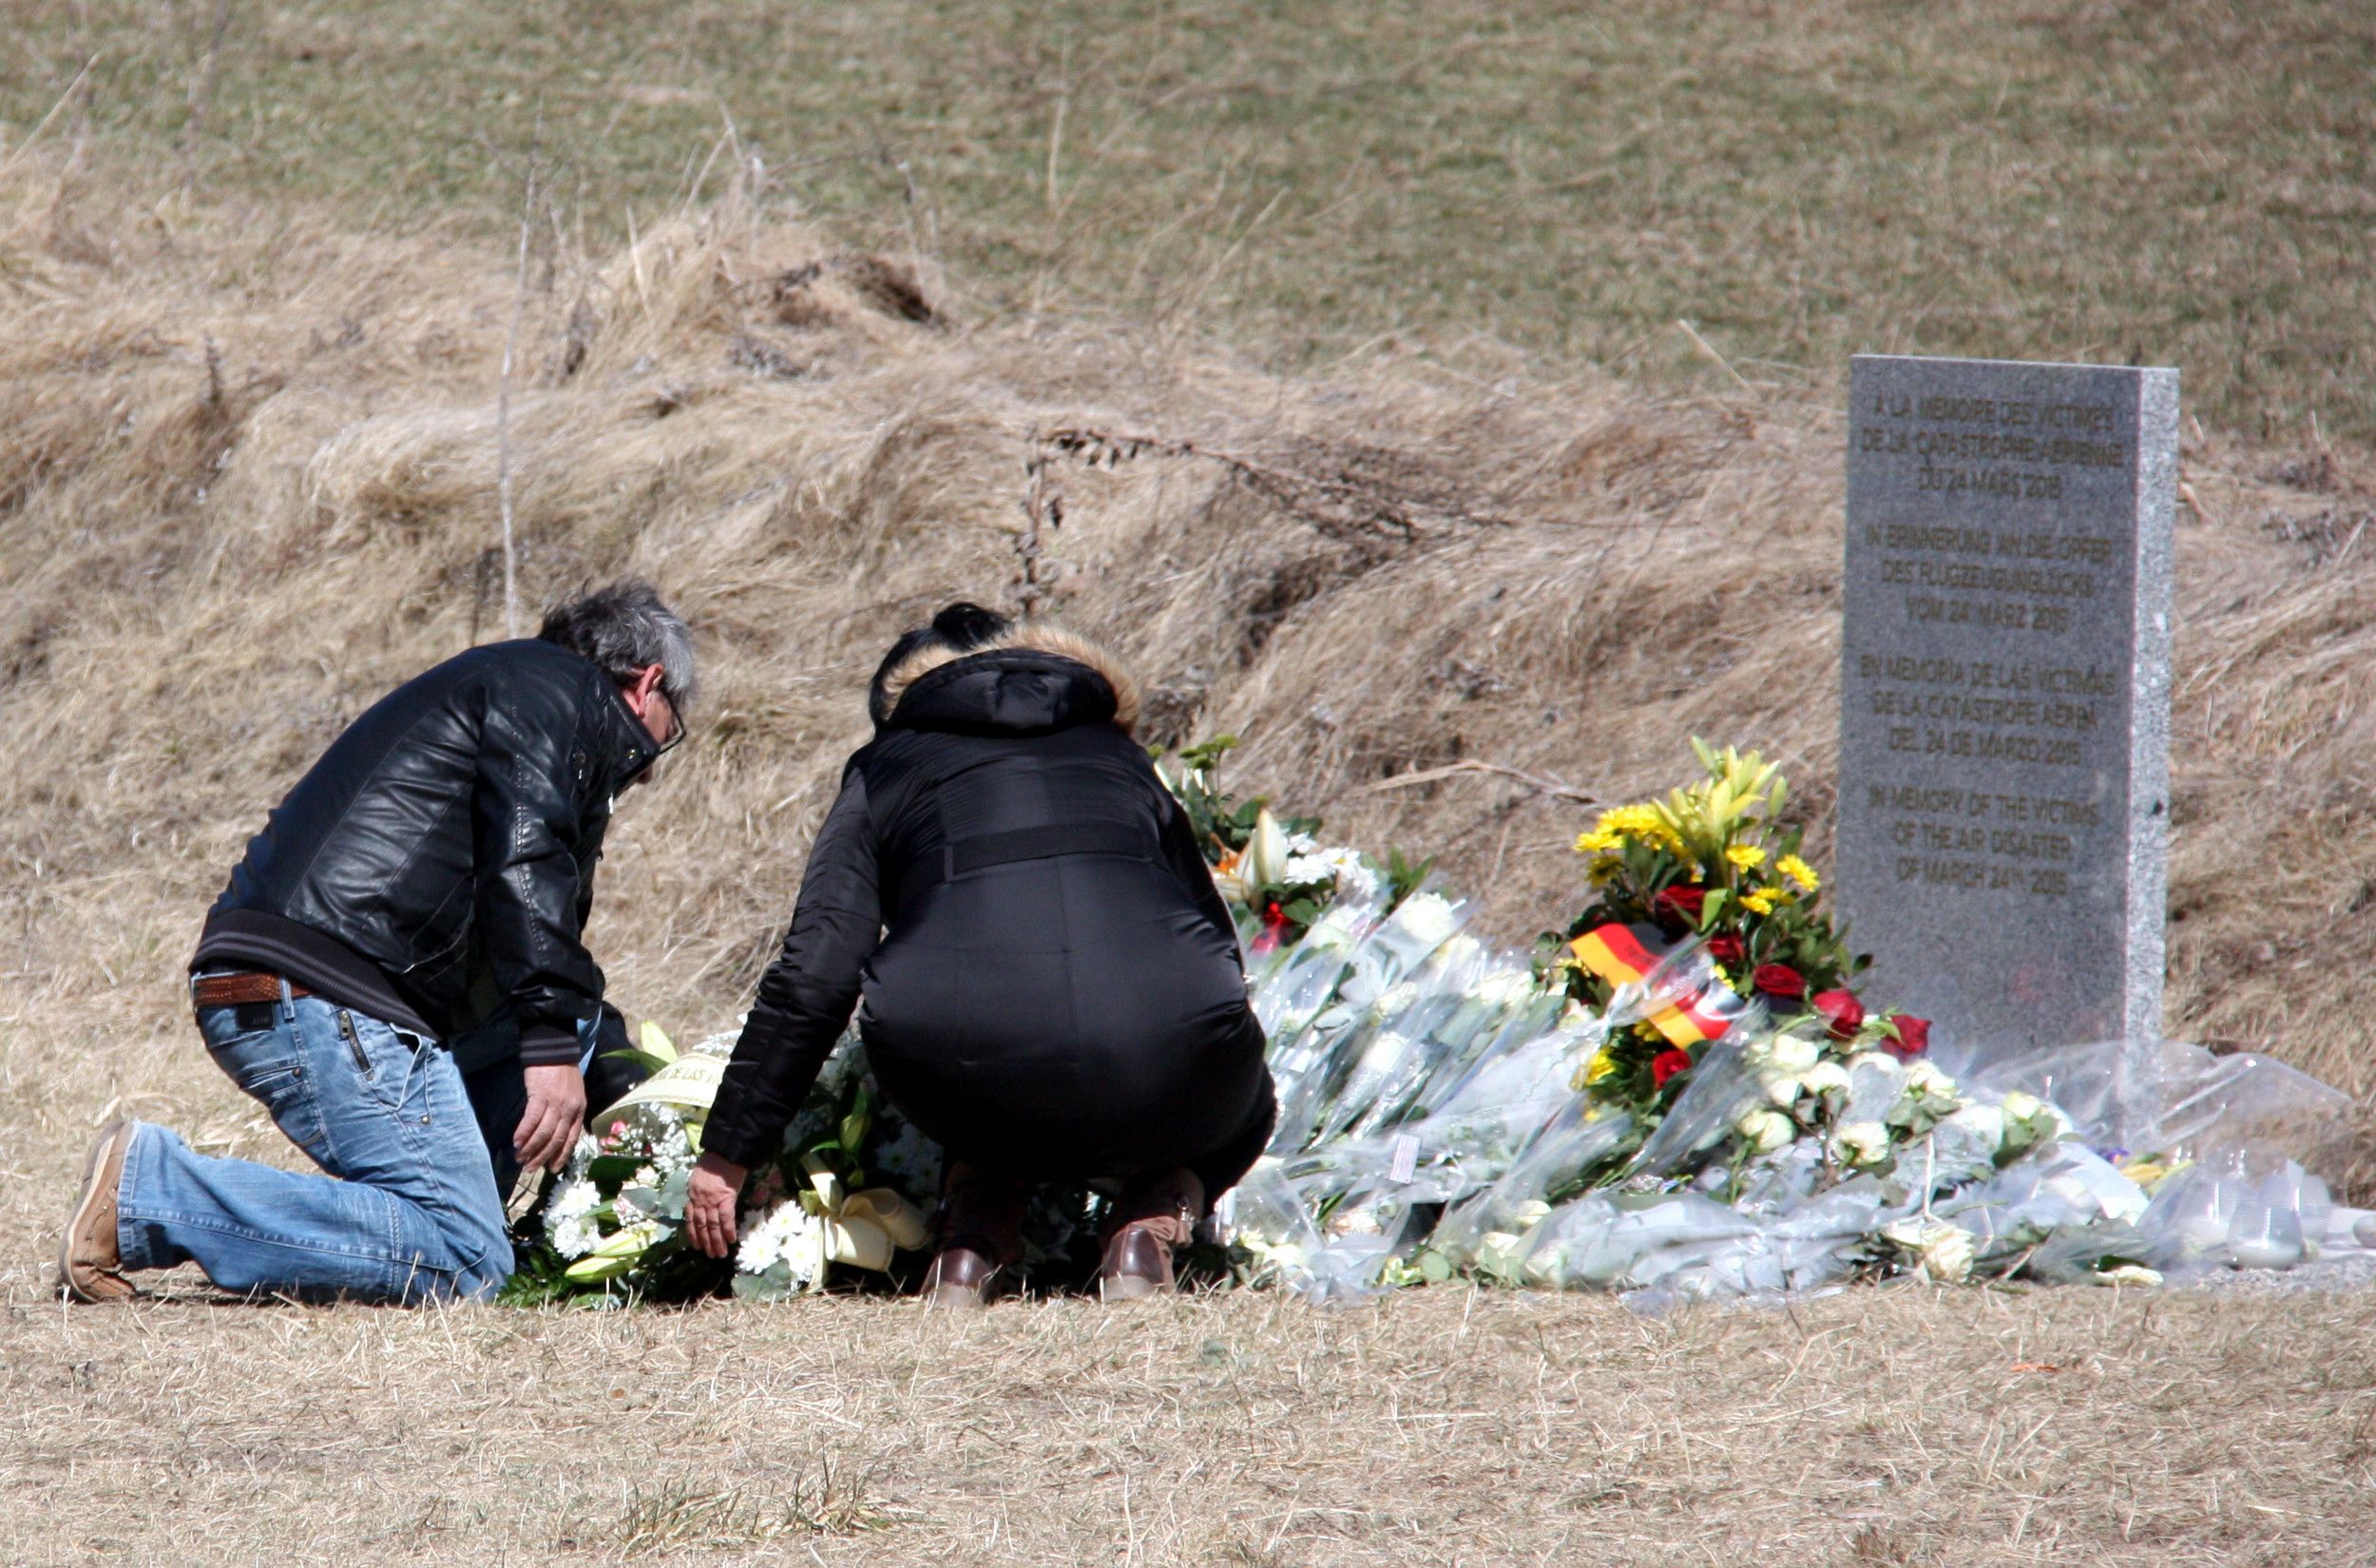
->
xmin=873 ymin=623 xmax=1141 ymax=736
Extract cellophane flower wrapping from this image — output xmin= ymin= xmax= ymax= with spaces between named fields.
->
xmin=512 ymin=737 xmax=2369 ymax=1306
xmin=1191 ymin=739 xmax=2372 ymax=1305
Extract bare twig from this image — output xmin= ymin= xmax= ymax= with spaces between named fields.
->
xmin=1044 ymin=87 xmax=1067 ymax=212
xmin=1676 ymin=317 xmax=1755 ymax=393
xmin=1030 ymin=423 xmax=1516 ymax=549
xmin=1016 ymin=429 xmax=1063 ymax=619
xmin=1363 ymin=759 xmax=1602 ymax=805
xmin=496 ymin=133 xmax=543 ymax=640
xmin=177 ymin=0 xmax=236 ymax=178
xmin=2 ymin=55 xmax=98 ymax=173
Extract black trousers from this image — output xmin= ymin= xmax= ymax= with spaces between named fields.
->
xmin=866 ymin=1008 xmax=1277 ymax=1199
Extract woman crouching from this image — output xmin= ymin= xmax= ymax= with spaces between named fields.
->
xmin=685 ymin=604 xmax=1275 ymax=1303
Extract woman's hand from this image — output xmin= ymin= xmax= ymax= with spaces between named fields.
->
xmin=685 ymin=1151 xmax=749 ymax=1259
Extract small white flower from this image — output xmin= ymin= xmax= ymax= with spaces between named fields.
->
xmin=1798 ymin=1061 xmax=1850 ymax=1099
xmin=543 ymin=1179 xmax=605 ymax=1259
xmin=1881 ymin=1218 xmax=1975 ymax=1284
xmin=1324 ymin=851 xmax=1384 ymax=904
xmin=1829 ymin=1120 xmax=1893 ymax=1169
xmin=1736 ymin=1108 xmax=1796 ymax=1155
xmin=2092 ymin=1264 xmax=2162 ymax=1288
xmin=1902 ymin=1061 xmax=1959 ymax=1101
xmin=2000 ymin=1091 xmax=2043 ymax=1122
xmin=1844 ymin=1050 xmax=1897 ymax=1077
xmin=1386 ymin=891 xmax=1458 ymax=949
xmin=1469 ymin=969 xmax=1540 ymax=1012
xmin=1357 ymin=1030 xmax=1413 ymax=1073
xmin=1764 ymin=1035 xmax=1822 ymax=1075
xmin=737 ymin=1199 xmax=826 ymax=1285
xmin=1941 ymin=1102 xmax=2007 ymax=1153
xmin=1326 ymin=1205 xmax=1386 ymax=1238
xmin=549 ymin=1215 xmax=602 ymax=1259
xmin=1244 ymin=809 xmax=1292 ymax=890
xmin=872 ymin=1120 xmax=945 ymax=1197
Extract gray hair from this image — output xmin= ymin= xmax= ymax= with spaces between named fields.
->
xmin=537 ymin=580 xmax=699 ymax=714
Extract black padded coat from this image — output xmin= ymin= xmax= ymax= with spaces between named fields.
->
xmin=705 ymin=634 xmax=1274 ymax=1192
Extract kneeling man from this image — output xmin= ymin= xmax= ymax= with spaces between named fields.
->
xmin=58 ymin=581 xmax=695 ymax=1303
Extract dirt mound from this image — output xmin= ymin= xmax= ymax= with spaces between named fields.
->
xmin=3 ymin=155 xmax=2371 ymax=1181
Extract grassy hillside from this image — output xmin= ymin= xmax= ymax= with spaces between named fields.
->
xmin=0 ymin=149 xmax=2369 ymax=1166
xmin=5 ymin=0 xmax=2373 ymax=440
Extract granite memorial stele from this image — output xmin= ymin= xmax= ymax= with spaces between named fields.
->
xmin=1837 ymin=353 xmax=2177 ymax=1142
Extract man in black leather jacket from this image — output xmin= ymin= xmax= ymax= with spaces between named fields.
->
xmin=57 ymin=581 xmax=695 ymax=1304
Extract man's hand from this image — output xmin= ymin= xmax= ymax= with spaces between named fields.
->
xmin=513 ymin=1061 xmax=589 ymax=1172
xmin=686 ymin=1152 xmax=748 ymax=1259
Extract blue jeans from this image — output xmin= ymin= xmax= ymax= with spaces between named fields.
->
xmin=117 ymin=991 xmax=515 ymax=1303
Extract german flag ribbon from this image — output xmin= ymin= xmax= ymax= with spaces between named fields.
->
xmin=1569 ymin=922 xmax=1743 ymax=1047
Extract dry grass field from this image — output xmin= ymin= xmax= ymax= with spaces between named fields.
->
xmin=5 ymin=4 xmax=2376 ymax=1559
xmin=8 ymin=1277 xmax=2376 ymax=1566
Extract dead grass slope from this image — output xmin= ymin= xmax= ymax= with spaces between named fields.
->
xmin=0 ymin=154 xmax=2372 ymax=1212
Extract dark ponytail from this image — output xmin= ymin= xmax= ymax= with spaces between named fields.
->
xmin=929 ymin=602 xmax=1010 ymax=648
xmin=868 ymin=601 xmax=1014 ymax=726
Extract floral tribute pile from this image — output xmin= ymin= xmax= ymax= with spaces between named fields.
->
xmin=504 ymin=738 xmax=2356 ymax=1307
xmin=502 ymin=1026 xmax=1102 ymax=1305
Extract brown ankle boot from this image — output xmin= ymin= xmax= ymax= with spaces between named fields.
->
xmin=920 ymin=1243 xmax=1001 ymax=1310
xmin=1098 ymin=1226 xmax=1176 ymax=1300
xmin=1097 ymin=1166 xmax=1204 ymax=1302
xmin=923 ymin=1161 xmax=1026 ymax=1310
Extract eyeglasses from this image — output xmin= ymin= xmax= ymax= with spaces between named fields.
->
xmin=649 ymin=690 xmax=686 ymax=761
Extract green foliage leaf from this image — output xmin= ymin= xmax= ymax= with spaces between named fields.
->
xmin=601 ymin=1046 xmax=676 ymax=1075
xmin=585 ymin=1154 xmax=641 ymax=1188
xmin=1385 ymin=847 xmax=1435 ymax=908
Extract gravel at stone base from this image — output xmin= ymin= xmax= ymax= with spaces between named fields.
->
xmin=2175 ymin=1252 xmax=2376 ymax=1294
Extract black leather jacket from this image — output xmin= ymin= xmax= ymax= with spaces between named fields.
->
xmin=195 ymin=640 xmax=658 ymax=1064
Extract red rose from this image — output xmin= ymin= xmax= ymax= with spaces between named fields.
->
xmin=1651 ymin=884 xmax=1707 ymax=930
xmin=1886 ymin=1014 xmax=1930 ymax=1061
xmin=1652 ymin=1048 xmax=1696 ymax=1089
xmin=1706 ymin=933 xmax=1747 ymax=966
xmin=1811 ymin=988 xmax=1865 ymax=1041
xmin=1752 ymin=963 xmax=1807 ymax=1000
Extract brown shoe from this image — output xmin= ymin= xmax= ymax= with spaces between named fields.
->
xmin=923 ymin=1160 xmax=1026 ymax=1309
xmin=920 ymin=1244 xmax=1000 ymax=1310
xmin=1097 ymin=1166 xmax=1204 ymax=1302
xmin=1097 ymin=1226 xmax=1175 ymax=1300
xmin=58 ymin=1121 xmax=137 ymax=1304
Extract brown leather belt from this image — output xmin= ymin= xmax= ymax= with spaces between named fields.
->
xmin=191 ymin=972 xmax=312 ymax=1008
